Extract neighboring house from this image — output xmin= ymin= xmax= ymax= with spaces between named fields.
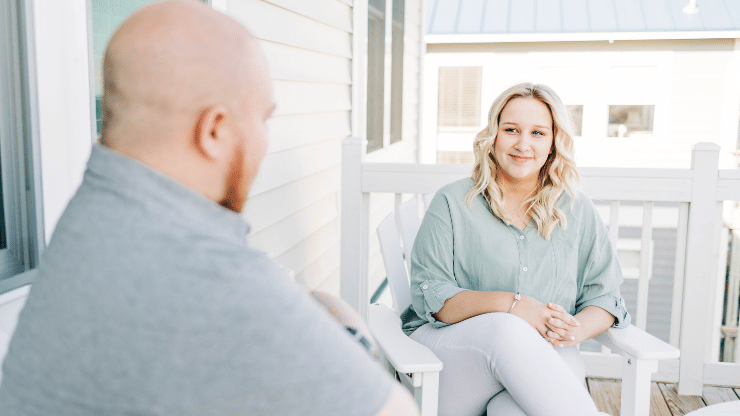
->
xmin=423 ymin=0 xmax=740 ymax=170
xmin=0 ymin=0 xmax=426 ymax=301
xmin=421 ymin=0 xmax=740 ymax=358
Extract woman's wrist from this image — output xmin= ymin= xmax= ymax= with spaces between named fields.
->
xmin=506 ymin=292 xmax=521 ymax=313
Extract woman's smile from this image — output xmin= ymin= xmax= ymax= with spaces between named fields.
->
xmin=509 ymin=154 xmax=533 ymax=163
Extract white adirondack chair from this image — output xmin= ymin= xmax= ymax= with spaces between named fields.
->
xmin=368 ymin=199 xmax=681 ymax=416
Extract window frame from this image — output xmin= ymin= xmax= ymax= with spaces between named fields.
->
xmin=366 ymin=0 xmax=406 ymax=154
xmin=0 ymin=0 xmax=44 ymax=293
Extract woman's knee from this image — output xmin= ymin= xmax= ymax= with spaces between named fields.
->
xmin=469 ymin=312 xmax=539 ymax=338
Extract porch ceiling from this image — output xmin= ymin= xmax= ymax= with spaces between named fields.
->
xmin=426 ymin=0 xmax=740 ymax=41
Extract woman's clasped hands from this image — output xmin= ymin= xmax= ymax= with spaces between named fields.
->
xmin=509 ymin=295 xmax=582 ymax=348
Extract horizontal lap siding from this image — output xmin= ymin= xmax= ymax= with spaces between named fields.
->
xmin=223 ymin=0 xmax=352 ymax=291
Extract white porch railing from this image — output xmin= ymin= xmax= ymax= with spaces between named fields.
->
xmin=340 ymin=137 xmax=740 ymax=395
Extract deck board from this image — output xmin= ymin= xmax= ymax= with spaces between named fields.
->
xmin=702 ymin=385 xmax=740 ymax=406
xmin=575 ymin=378 xmax=740 ymax=415
xmin=586 ymin=378 xmax=673 ymax=416
xmin=651 ymin=383 xmax=674 ymax=416
xmin=587 ymin=378 xmax=621 ymax=416
xmin=658 ymin=383 xmax=705 ymax=415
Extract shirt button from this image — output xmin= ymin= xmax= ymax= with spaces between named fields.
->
xmin=422 ymin=284 xmax=428 ymax=290
xmin=522 ymin=267 xmax=528 ymax=272
xmin=519 ymin=235 xmax=524 ymax=240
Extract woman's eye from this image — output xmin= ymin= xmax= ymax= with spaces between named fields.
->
xmin=533 ymin=130 xmax=544 ymax=136
xmin=504 ymin=128 xmax=518 ymax=133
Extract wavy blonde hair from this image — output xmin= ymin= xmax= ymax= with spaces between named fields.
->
xmin=466 ymin=83 xmax=579 ymax=240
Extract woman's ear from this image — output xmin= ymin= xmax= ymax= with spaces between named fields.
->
xmin=194 ymin=105 xmax=230 ymax=161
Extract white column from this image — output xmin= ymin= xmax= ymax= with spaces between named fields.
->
xmin=678 ymin=142 xmax=720 ymax=395
xmin=340 ymin=137 xmax=369 ymax=318
xmin=30 ymin=0 xmax=94 ymax=243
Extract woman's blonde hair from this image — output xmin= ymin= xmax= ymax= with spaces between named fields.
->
xmin=466 ymin=82 xmax=579 ymax=240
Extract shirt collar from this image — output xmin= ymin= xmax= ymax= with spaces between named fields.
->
xmin=86 ymin=144 xmax=251 ymax=241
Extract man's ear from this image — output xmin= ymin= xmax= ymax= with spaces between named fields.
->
xmin=194 ymin=105 xmax=230 ymax=160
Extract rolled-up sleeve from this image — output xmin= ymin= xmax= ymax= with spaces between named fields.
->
xmin=576 ymin=232 xmax=631 ymax=328
xmin=408 ymin=193 xmax=468 ymax=328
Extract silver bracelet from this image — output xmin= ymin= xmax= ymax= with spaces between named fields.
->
xmin=507 ymin=293 xmax=521 ymax=313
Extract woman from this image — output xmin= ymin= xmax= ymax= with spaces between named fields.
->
xmin=401 ymin=83 xmax=630 ymax=416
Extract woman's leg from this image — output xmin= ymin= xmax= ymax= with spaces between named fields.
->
xmin=487 ymin=390 xmax=527 ymax=416
xmin=410 ymin=321 xmax=506 ymax=416
xmin=486 ymin=345 xmax=585 ymax=415
xmin=410 ymin=312 xmax=599 ymax=416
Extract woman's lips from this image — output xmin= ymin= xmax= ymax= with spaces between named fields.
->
xmin=510 ymin=155 xmax=532 ymax=163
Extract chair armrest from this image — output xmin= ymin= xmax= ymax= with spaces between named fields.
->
xmin=368 ymin=304 xmax=443 ymax=374
xmin=594 ymin=324 xmax=680 ymax=361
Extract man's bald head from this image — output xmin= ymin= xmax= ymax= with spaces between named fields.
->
xmin=100 ymin=0 xmax=275 ymax=212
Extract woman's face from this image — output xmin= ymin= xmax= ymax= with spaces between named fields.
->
xmin=493 ymin=97 xmax=554 ymax=189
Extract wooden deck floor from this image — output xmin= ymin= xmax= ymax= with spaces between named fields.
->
xmin=587 ymin=378 xmax=740 ymax=415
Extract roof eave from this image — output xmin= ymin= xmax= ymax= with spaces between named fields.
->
xmin=426 ymin=31 xmax=740 ymax=44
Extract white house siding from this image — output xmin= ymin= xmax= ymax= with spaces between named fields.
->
xmin=215 ymin=0 xmax=352 ymax=294
xmin=220 ymin=0 xmax=424 ymax=296
xmin=424 ymin=39 xmax=740 ymax=170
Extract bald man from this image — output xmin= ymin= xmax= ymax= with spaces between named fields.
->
xmin=0 ymin=1 xmax=417 ymax=415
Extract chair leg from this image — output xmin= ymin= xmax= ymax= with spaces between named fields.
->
xmin=413 ymin=371 xmax=439 ymax=416
xmin=620 ymin=353 xmax=658 ymax=416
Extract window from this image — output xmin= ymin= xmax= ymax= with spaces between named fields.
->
xmin=608 ymin=105 xmax=654 ymax=137
xmin=567 ymin=105 xmax=583 ymax=137
xmin=0 ymin=171 xmax=5 ymax=251
xmin=366 ymin=0 xmax=405 ymax=152
xmin=0 ymin=0 xmax=42 ymax=288
xmin=437 ymin=66 xmax=482 ymax=128
xmin=90 ymin=0 xmax=209 ymax=137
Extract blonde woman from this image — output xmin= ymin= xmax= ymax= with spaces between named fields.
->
xmin=401 ymin=83 xmax=630 ymax=416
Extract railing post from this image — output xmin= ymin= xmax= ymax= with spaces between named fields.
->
xmin=340 ymin=137 xmax=370 ymax=319
xmin=678 ymin=142 xmax=720 ymax=395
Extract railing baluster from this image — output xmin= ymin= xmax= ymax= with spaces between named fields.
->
xmin=603 ymin=201 xmax=620 ymax=354
xmin=636 ymin=202 xmax=653 ymax=331
xmin=670 ymin=202 xmax=690 ymax=348
xmin=609 ymin=200 xmax=620 ymax=246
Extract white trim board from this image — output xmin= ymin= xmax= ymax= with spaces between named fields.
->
xmin=426 ymin=31 xmax=740 ymax=45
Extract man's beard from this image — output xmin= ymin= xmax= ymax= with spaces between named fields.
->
xmin=219 ymin=141 xmax=247 ymax=213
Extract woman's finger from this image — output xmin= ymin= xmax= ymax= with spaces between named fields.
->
xmin=547 ymin=303 xmax=581 ymax=327
xmin=546 ymin=329 xmax=564 ymax=340
xmin=548 ymin=317 xmax=568 ymax=329
xmin=546 ymin=321 xmax=576 ymax=342
xmin=554 ymin=310 xmax=580 ymax=327
xmin=548 ymin=302 xmax=566 ymax=312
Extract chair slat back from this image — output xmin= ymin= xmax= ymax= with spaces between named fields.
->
xmin=396 ymin=198 xmax=422 ymax=271
xmin=377 ymin=213 xmax=412 ymax=314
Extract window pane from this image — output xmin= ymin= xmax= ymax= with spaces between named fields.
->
xmin=366 ymin=0 xmax=386 ymax=152
xmin=437 ymin=67 xmax=482 ymax=127
xmin=389 ymin=0 xmax=404 ymax=144
xmin=607 ymin=105 xmax=654 ymax=137
xmin=567 ymin=105 xmax=583 ymax=137
xmin=0 ymin=160 xmax=5 ymax=250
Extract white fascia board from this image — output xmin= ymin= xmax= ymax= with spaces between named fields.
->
xmin=426 ymin=31 xmax=740 ymax=44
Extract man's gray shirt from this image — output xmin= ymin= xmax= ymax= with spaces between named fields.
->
xmin=0 ymin=144 xmax=391 ymax=415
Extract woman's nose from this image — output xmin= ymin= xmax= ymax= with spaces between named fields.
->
xmin=515 ymin=134 xmax=531 ymax=149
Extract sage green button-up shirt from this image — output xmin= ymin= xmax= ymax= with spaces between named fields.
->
xmin=401 ymin=178 xmax=631 ymax=335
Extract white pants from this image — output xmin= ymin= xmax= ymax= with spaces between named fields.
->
xmin=409 ymin=312 xmax=600 ymax=416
